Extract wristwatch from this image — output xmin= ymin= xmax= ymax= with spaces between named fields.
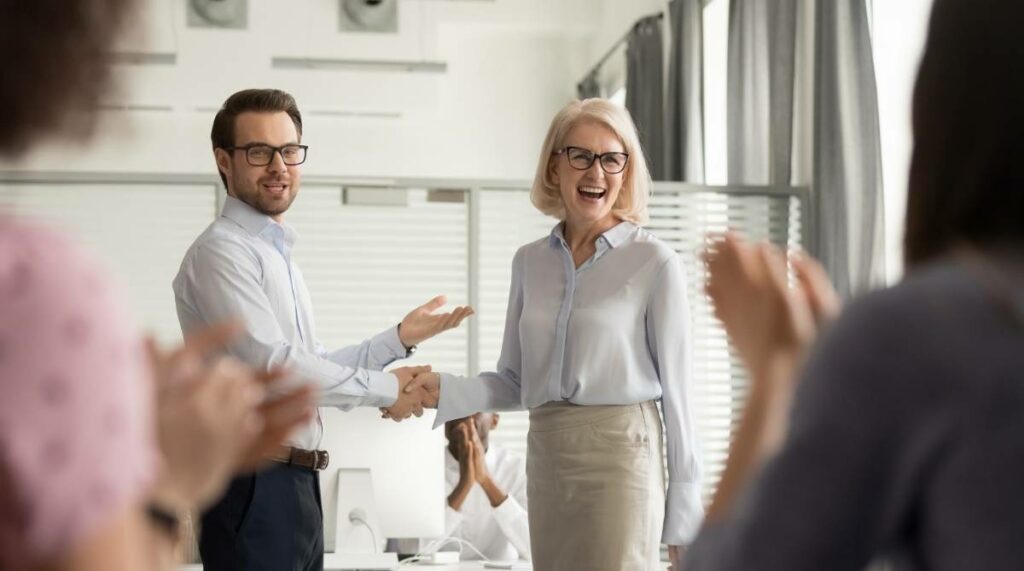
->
xmin=397 ymin=323 xmax=417 ymax=357
xmin=146 ymin=502 xmax=181 ymax=541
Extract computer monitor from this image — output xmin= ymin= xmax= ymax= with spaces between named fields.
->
xmin=318 ymin=406 xmax=445 ymax=547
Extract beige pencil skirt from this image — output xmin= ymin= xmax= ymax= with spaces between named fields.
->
xmin=526 ymin=400 xmax=665 ymax=571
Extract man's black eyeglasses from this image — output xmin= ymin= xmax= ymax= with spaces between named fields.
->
xmin=224 ymin=144 xmax=309 ymax=166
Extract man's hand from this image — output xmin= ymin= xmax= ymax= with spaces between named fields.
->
xmin=391 ymin=365 xmax=432 ymax=388
xmin=467 ymin=421 xmax=507 ymax=507
xmin=381 ymin=365 xmax=432 ymax=421
xmin=381 ymin=370 xmax=440 ymax=420
xmin=456 ymin=422 xmax=477 ymax=483
xmin=406 ymin=371 xmax=440 ymax=408
xmin=467 ymin=421 xmax=490 ymax=484
xmin=448 ymin=421 xmax=476 ymax=511
xmin=398 ymin=295 xmax=474 ymax=348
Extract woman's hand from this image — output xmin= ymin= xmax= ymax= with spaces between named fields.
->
xmin=701 ymin=234 xmax=841 ymax=521
xmin=792 ymin=251 xmax=841 ymax=327
xmin=703 ymin=233 xmax=818 ymax=394
xmin=148 ymin=322 xmax=313 ymax=512
xmin=703 ymin=233 xmax=840 ymax=397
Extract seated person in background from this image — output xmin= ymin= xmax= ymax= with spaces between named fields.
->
xmin=395 ymin=413 xmax=530 ymax=561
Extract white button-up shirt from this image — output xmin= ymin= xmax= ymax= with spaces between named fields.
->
xmin=435 ymin=221 xmax=704 ymax=545
xmin=397 ymin=446 xmax=530 ymax=561
xmin=172 ymin=196 xmax=406 ymax=449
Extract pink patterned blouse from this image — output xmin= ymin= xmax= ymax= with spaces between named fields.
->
xmin=0 ymin=216 xmax=156 ymax=568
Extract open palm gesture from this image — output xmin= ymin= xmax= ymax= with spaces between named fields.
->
xmin=398 ymin=295 xmax=474 ymax=347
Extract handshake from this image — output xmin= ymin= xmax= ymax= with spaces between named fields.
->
xmin=379 ymin=365 xmax=441 ymax=421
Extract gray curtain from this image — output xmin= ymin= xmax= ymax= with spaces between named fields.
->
xmin=664 ymin=0 xmax=705 ymax=183
xmin=626 ymin=15 xmax=665 ymax=180
xmin=577 ymin=71 xmax=602 ymax=100
xmin=813 ymin=0 xmax=885 ymax=296
xmin=726 ymin=0 xmax=797 ymax=186
xmin=727 ymin=0 xmax=884 ymax=296
xmin=727 ymin=0 xmax=770 ymax=184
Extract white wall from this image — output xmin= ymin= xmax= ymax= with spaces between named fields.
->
xmin=2 ymin=0 xmax=602 ymax=181
xmin=873 ymin=0 xmax=934 ymax=281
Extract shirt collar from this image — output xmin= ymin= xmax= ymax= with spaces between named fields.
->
xmin=602 ymin=220 xmax=637 ymax=248
xmin=548 ymin=220 xmax=636 ymax=249
xmin=221 ymin=195 xmax=298 ymax=248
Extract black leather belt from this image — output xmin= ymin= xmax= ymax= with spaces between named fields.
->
xmin=272 ymin=446 xmax=329 ymax=471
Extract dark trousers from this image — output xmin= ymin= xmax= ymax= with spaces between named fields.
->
xmin=199 ymin=463 xmax=324 ymax=571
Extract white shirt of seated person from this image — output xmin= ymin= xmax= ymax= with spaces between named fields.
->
xmin=397 ymin=413 xmax=530 ymax=561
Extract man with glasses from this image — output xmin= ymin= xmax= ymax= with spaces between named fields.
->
xmin=173 ymin=88 xmax=472 ymax=571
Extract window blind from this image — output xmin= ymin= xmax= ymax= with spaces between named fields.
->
xmin=0 ymin=176 xmax=806 ymax=503
xmin=0 ymin=182 xmax=217 ymax=344
xmin=646 ymin=187 xmax=804 ymax=500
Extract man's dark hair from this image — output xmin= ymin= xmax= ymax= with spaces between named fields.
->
xmin=0 ymin=0 xmax=133 ymax=155
xmin=210 ymin=89 xmax=303 ymax=188
xmin=904 ymin=0 xmax=1024 ymax=267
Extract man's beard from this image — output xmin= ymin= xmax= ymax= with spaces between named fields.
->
xmin=233 ymin=177 xmax=297 ymax=217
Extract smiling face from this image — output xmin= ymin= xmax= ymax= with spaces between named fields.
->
xmin=215 ymin=111 xmax=302 ymax=221
xmin=549 ymin=120 xmax=626 ymax=231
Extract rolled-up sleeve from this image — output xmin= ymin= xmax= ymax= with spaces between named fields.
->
xmin=647 ymin=254 xmax=705 ymax=545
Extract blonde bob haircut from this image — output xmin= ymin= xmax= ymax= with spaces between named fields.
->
xmin=530 ymin=98 xmax=652 ymax=225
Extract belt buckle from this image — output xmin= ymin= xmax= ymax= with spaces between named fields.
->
xmin=315 ymin=450 xmax=330 ymax=471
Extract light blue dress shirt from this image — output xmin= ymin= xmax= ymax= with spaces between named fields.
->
xmin=173 ymin=195 xmax=407 ymax=449
xmin=435 ymin=221 xmax=705 ymax=545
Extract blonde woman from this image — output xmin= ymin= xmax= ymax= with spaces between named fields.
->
xmin=410 ymin=99 xmax=703 ymax=570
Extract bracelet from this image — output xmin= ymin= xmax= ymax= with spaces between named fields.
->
xmin=146 ymin=502 xmax=182 ymax=541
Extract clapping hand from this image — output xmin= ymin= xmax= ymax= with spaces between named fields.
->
xmin=448 ymin=419 xmax=487 ymax=510
xmin=465 ymin=421 xmax=490 ymax=484
xmin=453 ymin=421 xmax=478 ymax=486
xmin=702 ymin=232 xmax=839 ymax=385
xmin=148 ymin=322 xmax=314 ymax=512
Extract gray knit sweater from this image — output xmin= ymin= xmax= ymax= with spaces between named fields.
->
xmin=686 ymin=256 xmax=1024 ymax=570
